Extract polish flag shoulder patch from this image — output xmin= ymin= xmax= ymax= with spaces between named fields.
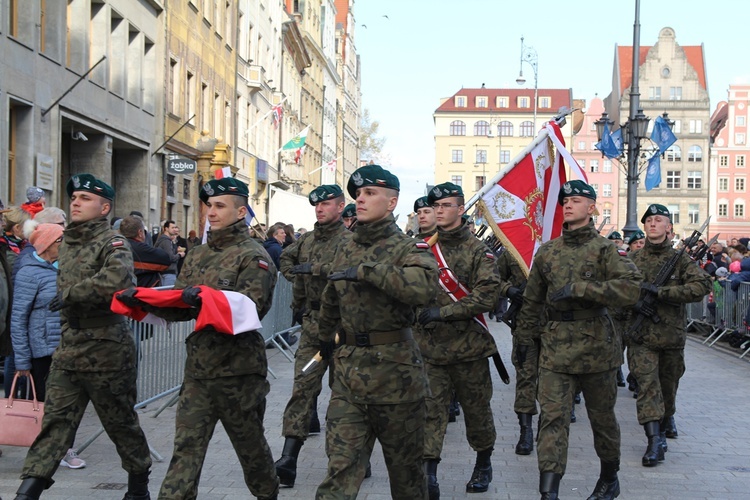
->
xmin=415 ymin=242 xmax=430 ymax=249
xmin=484 ymin=252 xmax=496 ymax=260
xmin=258 ymin=260 xmax=269 ymax=271
xmin=111 ymin=239 xmax=125 ymax=248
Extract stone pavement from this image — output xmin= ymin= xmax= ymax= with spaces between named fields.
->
xmin=2 ymin=321 xmax=750 ymax=499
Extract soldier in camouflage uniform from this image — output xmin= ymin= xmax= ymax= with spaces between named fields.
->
xmin=342 ymin=203 xmax=356 ymax=230
xmin=415 ymin=182 xmax=516 ymax=498
xmin=626 ymin=204 xmax=710 ymax=468
xmin=15 ymin=174 xmax=152 ymax=500
xmin=515 ymin=180 xmax=642 ymax=500
xmin=414 ymin=196 xmax=436 ymax=238
xmin=315 ymin=165 xmax=438 ymax=500
xmin=274 ymin=184 xmax=352 ymax=487
xmin=120 ymin=177 xmax=279 ymax=500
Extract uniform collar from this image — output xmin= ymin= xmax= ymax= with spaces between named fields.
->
xmin=353 ymin=214 xmax=399 ymax=244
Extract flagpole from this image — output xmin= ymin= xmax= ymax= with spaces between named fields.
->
xmin=465 ymin=110 xmax=570 ymax=212
xmin=243 ymin=96 xmax=289 ymax=138
xmin=308 ymin=155 xmax=343 ymax=176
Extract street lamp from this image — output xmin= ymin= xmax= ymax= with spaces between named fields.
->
xmin=515 ymin=36 xmax=539 ymax=131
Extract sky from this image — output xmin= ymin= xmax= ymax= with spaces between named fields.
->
xmin=354 ymin=0 xmax=750 ymax=223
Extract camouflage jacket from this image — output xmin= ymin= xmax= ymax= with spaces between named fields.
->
xmin=415 ymin=222 xmax=506 ymax=364
xmin=497 ymin=248 xmax=527 ymax=287
xmin=416 ymin=228 xmax=437 ymax=240
xmin=53 ymin=217 xmax=137 ymax=372
xmin=515 ymin=220 xmax=642 ymax=374
xmin=628 ymin=238 xmax=711 ymax=349
xmin=152 ymin=220 xmax=277 ymax=379
xmin=319 ymin=214 xmax=438 ymax=404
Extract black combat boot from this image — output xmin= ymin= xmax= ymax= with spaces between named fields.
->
xmin=466 ymin=448 xmax=492 ymax=493
xmin=123 ymin=471 xmax=151 ymax=500
xmin=664 ymin=415 xmax=678 ymax=438
xmin=309 ymin=396 xmax=321 ymax=434
xmin=425 ymin=459 xmax=440 ymax=500
xmin=586 ymin=460 xmax=620 ymax=499
xmin=364 ymin=460 xmax=372 ymax=479
xmin=515 ymin=413 xmax=534 ymax=455
xmin=659 ymin=418 xmax=669 ymax=453
xmin=642 ymin=421 xmax=665 ymax=467
xmin=616 ymin=367 xmax=626 ymax=387
xmin=275 ymin=437 xmax=304 ymax=487
xmin=539 ymin=471 xmax=561 ymax=500
xmin=570 ymin=403 xmax=577 ymax=423
xmin=14 ymin=477 xmax=47 ymax=500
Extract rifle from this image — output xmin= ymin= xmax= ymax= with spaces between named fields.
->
xmin=627 ymin=217 xmax=710 ymax=343
xmin=596 ymin=216 xmax=610 ymax=234
xmin=501 ymin=281 xmax=526 ymax=330
xmin=690 ymin=233 xmax=719 ymax=263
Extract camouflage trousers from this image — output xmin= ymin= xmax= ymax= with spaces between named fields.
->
xmin=423 ymin=358 xmax=496 ymax=459
xmin=316 ymin=394 xmax=426 ymax=500
xmin=537 ymin=368 xmax=620 ymax=475
xmin=158 ymin=374 xmax=278 ymax=500
xmin=626 ymin=344 xmax=685 ymax=424
xmin=21 ymin=368 xmax=151 ymax=484
xmin=512 ymin=337 xmax=539 ymax=415
xmin=282 ymin=328 xmax=332 ymax=439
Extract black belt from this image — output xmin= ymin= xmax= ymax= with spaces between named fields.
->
xmin=547 ymin=308 xmax=608 ymax=322
xmin=309 ymin=300 xmax=321 ymax=311
xmin=68 ymin=315 xmax=127 ymax=329
xmin=342 ymin=328 xmax=413 ymax=347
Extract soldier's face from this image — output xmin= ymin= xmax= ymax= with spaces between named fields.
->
xmin=561 ymin=196 xmax=595 ymax=228
xmin=643 ymin=215 xmax=670 ymax=242
xmin=70 ymin=191 xmax=111 ymax=223
xmin=354 ymin=186 xmax=397 ymax=224
xmin=206 ymin=195 xmax=247 ymax=230
xmin=629 ymin=239 xmax=645 ymax=251
xmin=342 ymin=216 xmax=355 ymax=229
xmin=433 ymin=197 xmax=465 ymax=230
xmin=417 ymin=207 xmax=436 ymax=231
xmin=315 ymin=199 xmax=344 ymax=225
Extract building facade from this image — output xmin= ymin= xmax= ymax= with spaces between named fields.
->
xmin=334 ymin=0 xmax=361 ymax=191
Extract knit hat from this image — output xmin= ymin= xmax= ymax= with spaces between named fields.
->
xmin=26 ymin=186 xmax=45 ymax=203
xmin=29 ymin=223 xmax=64 ymax=255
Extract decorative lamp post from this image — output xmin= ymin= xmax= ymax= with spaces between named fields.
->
xmin=515 ymin=36 xmax=539 ymax=131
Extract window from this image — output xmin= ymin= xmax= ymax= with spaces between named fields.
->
xmin=496 ymin=96 xmax=509 ymax=108
xmin=665 ymin=145 xmax=681 ymax=161
xmin=224 ymin=100 xmax=231 ymax=141
xmin=500 ymin=150 xmax=510 ymax=163
xmin=590 ymin=183 xmax=599 ymax=193
xmin=214 ymin=92 xmax=221 ymax=135
xmin=673 ymin=120 xmax=681 ymax=134
xmin=539 ymin=96 xmax=550 ymax=108
xmin=475 ymin=150 xmax=487 ymax=164
xmin=201 ymin=83 xmax=210 ymax=131
xmin=603 ymin=184 xmax=612 ymax=197
xmin=649 ymin=86 xmax=662 ymax=100
xmin=720 ymin=155 xmax=729 ymax=167
xmin=183 ymin=179 xmax=191 ymax=200
xmin=670 ymin=87 xmax=682 ymax=100
xmin=578 ymin=159 xmax=586 ymax=170
xmin=738 ymin=156 xmax=746 ymax=168
xmin=455 ymin=96 xmax=467 ymax=107
xmin=475 ymin=176 xmax=486 ymax=190
xmin=718 ymin=203 xmax=728 ymax=217
xmin=169 ymin=58 xmax=179 ymax=115
xmin=578 ymin=141 xmax=586 ymax=150
xmin=450 ymin=120 xmax=466 ymax=136
xmin=603 ymin=160 xmax=612 ymax=173
xmin=519 ymin=121 xmax=534 ymax=137
xmin=451 ymin=150 xmax=463 ymax=163
xmin=737 ymin=116 xmax=746 ymax=127
xmin=667 ymin=171 xmax=681 ymax=189
xmin=689 ymin=120 xmax=702 ymax=134
xmin=737 ymin=133 xmax=747 ymax=145
xmin=451 ymin=175 xmax=462 ymax=186
xmin=186 ymin=71 xmax=196 ymax=125
xmin=718 ymin=177 xmax=729 ymax=192
xmin=736 ymin=177 xmax=745 ymax=192
xmin=735 ymin=202 xmax=745 ymax=218
xmin=687 ymin=171 xmax=702 ymax=189
xmin=688 ymin=204 xmax=700 ymax=224
xmin=688 ymin=145 xmax=702 ymax=162
xmin=590 ymin=160 xmax=599 ymax=173
xmin=167 ymin=174 xmax=176 ymax=198
xmin=668 ymin=204 xmax=680 ymax=224
xmin=603 ymin=208 xmax=612 ymax=221
xmin=518 ymin=96 xmax=530 ymax=108
xmin=476 ymin=96 xmax=488 ymax=108
xmin=498 ymin=121 xmax=513 ymax=137
xmin=474 ymin=121 xmax=490 ymax=136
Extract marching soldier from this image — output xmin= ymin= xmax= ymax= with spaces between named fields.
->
xmin=315 ymin=164 xmax=438 ymax=499
xmin=514 ymin=180 xmax=641 ymax=500
xmin=416 ymin=182 xmax=518 ymax=498
xmin=342 ymin=203 xmax=357 ymax=230
xmin=15 ymin=174 xmax=152 ymax=500
xmin=414 ymin=196 xmax=436 ymax=238
xmin=274 ymin=185 xmax=352 ymax=487
xmin=626 ymin=204 xmax=710 ymax=467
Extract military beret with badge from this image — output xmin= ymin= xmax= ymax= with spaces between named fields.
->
xmin=413 ymin=196 xmax=430 ymax=213
xmin=200 ymin=177 xmax=249 ymax=203
xmin=342 ymin=203 xmax=356 ymax=218
xmin=308 ymin=184 xmax=343 ymax=205
xmin=346 ymin=164 xmax=400 ymax=198
xmin=557 ymin=180 xmax=596 ymax=205
xmin=67 ymin=173 xmax=115 ymax=200
xmin=608 ymin=231 xmax=623 ymax=241
xmin=427 ymin=182 xmax=464 ymax=205
xmin=627 ymin=230 xmax=646 ymax=245
xmin=640 ymin=203 xmax=671 ymax=223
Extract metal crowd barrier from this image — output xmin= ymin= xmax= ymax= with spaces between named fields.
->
xmin=76 ymin=273 xmax=300 ymax=458
xmin=687 ymin=280 xmax=750 ymax=359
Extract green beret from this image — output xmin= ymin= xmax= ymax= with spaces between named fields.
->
xmin=413 ymin=196 xmax=430 ymax=212
xmin=308 ymin=184 xmax=343 ymax=205
xmin=347 ymin=165 xmax=400 ymax=198
xmin=428 ymin=182 xmax=464 ymax=205
xmin=558 ymin=180 xmax=596 ymax=205
xmin=641 ymin=203 xmax=671 ymax=223
xmin=200 ymin=177 xmax=249 ymax=203
xmin=608 ymin=231 xmax=623 ymax=241
xmin=342 ymin=203 xmax=356 ymax=218
xmin=627 ymin=230 xmax=646 ymax=245
xmin=66 ymin=173 xmax=115 ymax=200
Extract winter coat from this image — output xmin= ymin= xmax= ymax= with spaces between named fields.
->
xmin=11 ymin=254 xmax=61 ymax=370
xmin=263 ymin=238 xmax=283 ymax=269
xmin=729 ymin=257 xmax=750 ymax=291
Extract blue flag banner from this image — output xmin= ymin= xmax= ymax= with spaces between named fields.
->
xmin=600 ymin=124 xmax=621 ymax=159
xmin=611 ymin=128 xmax=623 ymax=152
xmin=644 ymin=154 xmax=661 ymax=191
xmin=651 ymin=115 xmax=677 ymax=153
xmin=245 ymin=204 xmax=256 ymax=227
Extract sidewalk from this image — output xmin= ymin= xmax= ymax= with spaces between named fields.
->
xmin=2 ymin=321 xmax=750 ymax=499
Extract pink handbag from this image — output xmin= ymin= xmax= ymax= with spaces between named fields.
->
xmin=0 ymin=373 xmax=44 ymax=447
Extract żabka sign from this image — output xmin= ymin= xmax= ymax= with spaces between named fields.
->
xmin=168 ymin=158 xmax=197 ymax=175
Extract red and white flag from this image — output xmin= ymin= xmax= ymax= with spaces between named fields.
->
xmin=111 ymin=285 xmax=262 ymax=335
xmin=477 ymin=120 xmax=587 ymax=275
xmin=213 ymin=166 xmax=232 ymax=180
xmin=272 ymin=104 xmax=283 ymax=129
xmin=324 ymin=159 xmax=336 ymax=172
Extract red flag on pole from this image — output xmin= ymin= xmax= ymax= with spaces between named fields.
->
xmin=272 ymin=104 xmax=283 ymax=129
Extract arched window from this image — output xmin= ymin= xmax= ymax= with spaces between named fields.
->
xmin=449 ymin=120 xmax=466 ymax=136
xmin=665 ymin=145 xmax=681 ymax=161
xmin=498 ymin=121 xmax=513 ymax=137
xmin=519 ymin=121 xmax=534 ymax=137
xmin=688 ymin=145 xmax=702 ymax=162
xmin=473 ymin=120 xmax=490 ymax=136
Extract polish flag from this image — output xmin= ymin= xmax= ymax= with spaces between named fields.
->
xmin=214 ymin=166 xmax=232 ymax=180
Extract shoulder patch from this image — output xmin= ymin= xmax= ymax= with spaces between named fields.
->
xmin=415 ymin=242 xmax=430 ymax=249
xmin=111 ymin=240 xmax=125 ymax=248
xmin=258 ymin=260 xmax=269 ymax=270
xmin=485 ymin=252 xmax=496 ymax=260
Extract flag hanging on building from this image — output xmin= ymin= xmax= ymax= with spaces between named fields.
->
xmin=324 ymin=159 xmax=336 ymax=172
xmin=282 ymin=125 xmax=310 ymax=150
xmin=213 ymin=166 xmax=232 ymax=179
xmin=476 ymin=120 xmax=587 ymax=275
xmin=271 ymin=104 xmax=283 ymax=129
